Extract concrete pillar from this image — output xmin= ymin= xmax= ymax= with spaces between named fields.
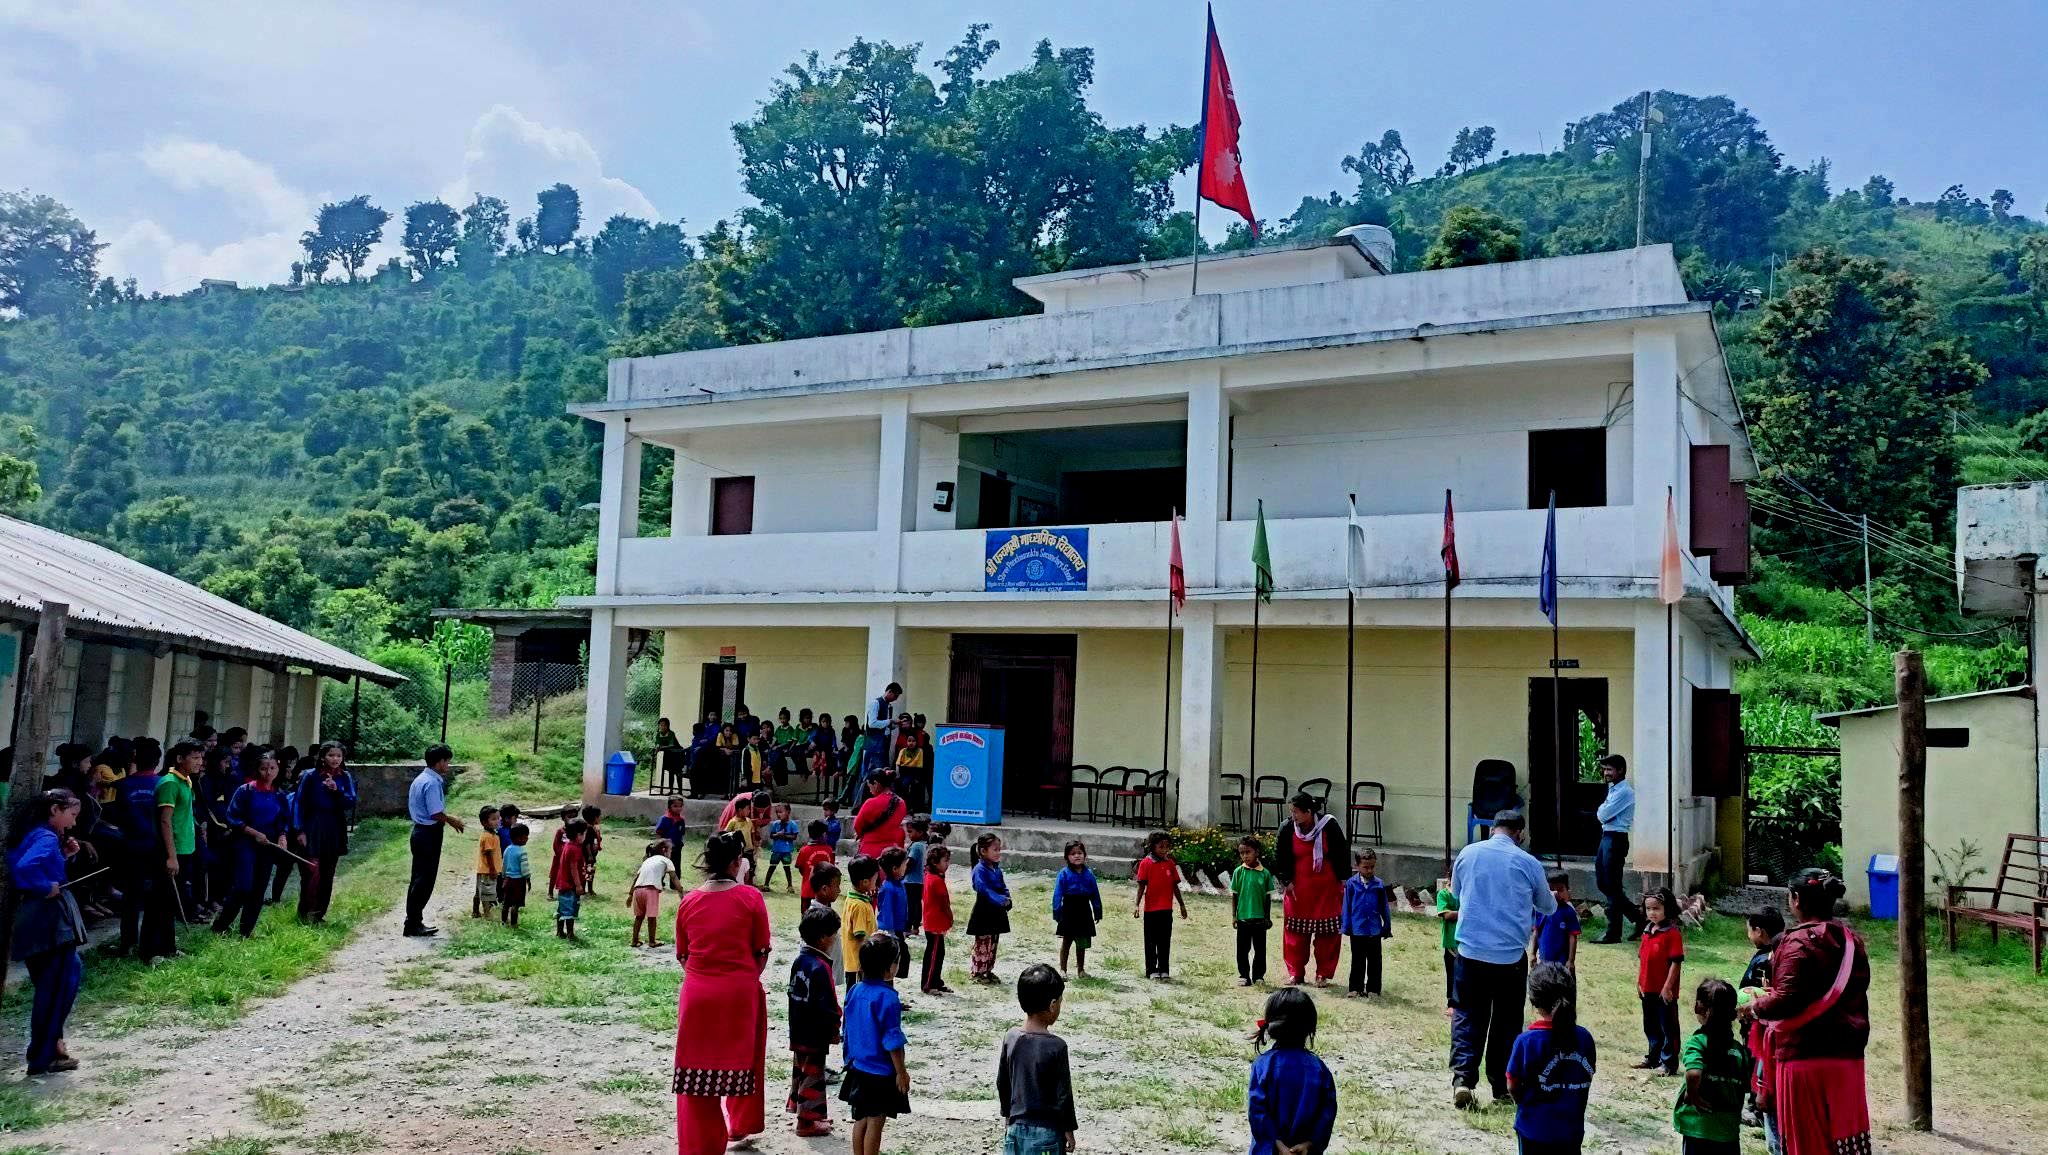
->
xmin=298 ymin=675 xmax=325 ymax=750
xmin=0 ymin=625 xmax=20 ymax=746
xmin=145 ymin=652 xmax=174 ymax=743
xmin=1632 ymin=327 xmax=1682 ymax=575
xmin=245 ymin=665 xmax=270 ymax=741
xmin=864 ymin=610 xmax=907 ymax=710
xmin=594 ymin=418 xmax=643 ymax=597
xmin=1631 ymin=601 xmax=1676 ymax=875
xmin=268 ymin=668 xmax=291 ymax=745
xmin=1176 ymin=601 xmax=1225 ymax=825
xmin=582 ymin=608 xmax=631 ymax=803
xmin=2034 ymin=559 xmax=2048 ymax=838
xmin=875 ymin=395 xmax=919 ymax=593
xmin=1183 ymin=370 xmax=1228 ymax=589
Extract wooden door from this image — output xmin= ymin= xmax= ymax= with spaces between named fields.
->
xmin=711 ymin=476 xmax=755 ymax=535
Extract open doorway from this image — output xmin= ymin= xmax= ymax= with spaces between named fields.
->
xmin=956 ymin=422 xmax=1186 ymax=529
xmin=699 ymin=663 xmax=746 ymax=726
xmin=946 ymin=634 xmax=1075 ymax=814
xmin=1528 ymin=677 xmax=1609 ymax=856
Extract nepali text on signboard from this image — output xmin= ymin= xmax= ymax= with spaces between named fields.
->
xmin=983 ymin=527 xmax=1089 ymax=592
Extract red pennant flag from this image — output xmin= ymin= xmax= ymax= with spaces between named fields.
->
xmin=1198 ymin=7 xmax=1257 ymax=237
xmin=1659 ymin=490 xmax=1683 ymax=605
xmin=1168 ymin=512 xmax=1186 ymax=612
xmin=1441 ymin=490 xmax=1461 ymax=591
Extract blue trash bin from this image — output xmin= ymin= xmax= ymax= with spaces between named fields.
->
xmin=1867 ymin=853 xmax=1900 ymax=919
xmin=604 ymin=751 xmax=638 ymax=796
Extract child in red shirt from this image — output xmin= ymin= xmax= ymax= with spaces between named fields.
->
xmin=920 ymin=844 xmax=955 ymax=994
xmin=796 ymin=819 xmax=838 ymax=903
xmin=1132 ymin=831 xmax=1190 ymax=981
xmin=551 ymin=817 xmax=587 ymax=940
xmin=1634 ymin=887 xmax=1685 ymax=1075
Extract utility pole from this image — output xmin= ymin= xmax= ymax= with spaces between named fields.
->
xmin=1895 ymin=648 xmax=1933 ymax=1131
xmin=1862 ymin=514 xmax=1875 ymax=646
xmin=1635 ymin=91 xmax=1653 ymax=248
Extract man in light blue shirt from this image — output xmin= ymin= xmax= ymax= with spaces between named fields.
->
xmin=1448 ymin=808 xmax=1554 ymax=1107
xmin=1592 ymin=754 xmax=1644 ymax=943
xmin=403 ymin=744 xmax=464 ymax=938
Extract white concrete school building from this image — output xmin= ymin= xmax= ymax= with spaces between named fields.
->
xmin=570 ymin=233 xmax=1758 ymax=884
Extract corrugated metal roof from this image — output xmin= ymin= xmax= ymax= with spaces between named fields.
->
xmin=0 ymin=515 xmax=401 ymax=685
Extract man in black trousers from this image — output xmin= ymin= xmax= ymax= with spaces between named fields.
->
xmin=1592 ymin=754 xmax=1645 ymax=943
xmin=403 ymin=744 xmax=464 ymax=937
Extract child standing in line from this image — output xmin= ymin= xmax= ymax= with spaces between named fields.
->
xmin=788 ymin=905 xmax=843 ymax=1139
xmin=1435 ymin=872 xmax=1461 ymax=1017
xmin=1674 ymin=978 xmax=1747 ymax=1155
xmin=500 ymin=825 xmax=530 ymax=927
xmin=1507 ymin=963 xmax=1596 ymax=1155
xmin=920 ymin=845 xmax=954 ymax=995
xmin=876 ymin=848 xmax=913 ymax=980
xmin=1634 ymin=888 xmax=1685 ymax=1075
xmin=654 ymin=796 xmax=687 ymax=878
xmin=821 ymin=799 xmax=844 ymax=849
xmin=902 ymin=815 xmax=929 ymax=937
xmin=810 ymin=863 xmax=846 ymax=984
xmin=1052 ymin=840 xmax=1103 ymax=978
xmin=579 ymin=805 xmax=604 ymax=895
xmin=1532 ymin=871 xmax=1582 ymax=972
xmin=966 ymin=833 xmax=1012 ymax=984
xmin=796 ymin=820 xmax=837 ymax=904
xmin=1738 ymin=907 xmax=1785 ymax=1150
xmin=1341 ymin=848 xmax=1393 ymax=998
xmin=1246 ymin=987 xmax=1337 ymax=1155
xmin=839 ymin=934 xmax=911 ymax=1155
xmin=842 ymin=856 xmax=881 ymax=995
xmin=630 ymin=838 xmax=679 ymax=948
xmin=997 ymin=964 xmax=1079 ymax=1155
xmin=551 ymin=817 xmax=587 ymax=939
xmin=1132 ymin=831 xmax=1189 ymax=982
xmin=766 ymin=802 xmax=802 ymax=892
xmin=473 ymin=806 xmax=503 ymax=920
xmin=1231 ymin=837 xmax=1275 ymax=987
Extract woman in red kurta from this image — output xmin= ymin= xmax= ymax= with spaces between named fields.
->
xmin=673 ymin=831 xmax=773 ymax=1155
xmin=853 ymin=772 xmax=908 ymax=859
xmin=1271 ymin=793 xmax=1348 ymax=986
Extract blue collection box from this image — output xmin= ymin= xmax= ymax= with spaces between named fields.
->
xmin=931 ymin=724 xmax=1005 ymax=825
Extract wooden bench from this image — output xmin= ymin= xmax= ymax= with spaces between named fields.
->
xmin=1943 ymin=833 xmax=2048 ymax=973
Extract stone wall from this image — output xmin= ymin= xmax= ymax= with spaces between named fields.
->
xmin=350 ymin=763 xmax=469 ymax=818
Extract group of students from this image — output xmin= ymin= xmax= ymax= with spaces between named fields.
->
xmin=657 ymin=702 xmax=936 ymax=813
xmin=464 ymin=801 xmax=624 ymax=939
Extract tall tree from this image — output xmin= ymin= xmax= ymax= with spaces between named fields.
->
xmin=1341 ymin=130 xmax=1413 ymax=196
xmin=1421 ymin=205 xmax=1523 ymax=269
xmin=0 ymin=191 xmax=103 ymax=318
xmin=1444 ymin=125 xmax=1497 ymax=174
xmin=0 ymin=424 xmax=42 ymax=515
xmin=50 ymin=404 xmax=139 ymax=534
xmin=590 ymin=215 xmax=691 ymax=315
xmin=458 ymin=193 xmax=510 ymax=277
xmin=303 ymin=196 xmax=390 ymax=283
xmin=535 ymin=183 xmax=582 ymax=253
xmin=401 ymin=199 xmax=461 ymax=275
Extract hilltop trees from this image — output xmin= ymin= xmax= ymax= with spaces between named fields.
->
xmin=458 ymin=194 xmax=510 ymax=278
xmin=302 ymin=196 xmax=390 ymax=283
xmin=1422 ymin=205 xmax=1523 ymax=269
xmin=0 ymin=191 xmax=103 ymax=318
xmin=535 ymin=183 xmax=582 ymax=253
xmin=402 ymin=200 xmax=461 ymax=275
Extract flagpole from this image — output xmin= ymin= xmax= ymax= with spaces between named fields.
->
xmin=1250 ymin=583 xmax=1260 ymax=778
xmin=1550 ymin=490 xmax=1563 ymax=867
xmin=1345 ymin=493 xmax=1356 ymax=845
xmin=1666 ymin=485 xmax=1678 ymax=892
xmin=1443 ymin=487 xmax=1454 ymax=876
xmin=1190 ymin=7 xmax=1212 ymax=297
xmin=1162 ymin=518 xmax=1175 ymax=792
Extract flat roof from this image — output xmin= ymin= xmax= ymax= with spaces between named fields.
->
xmin=1816 ymin=684 xmax=2032 ymax=723
xmin=0 ymin=515 xmax=402 ymax=685
xmin=1010 ymin=233 xmax=1385 ymax=293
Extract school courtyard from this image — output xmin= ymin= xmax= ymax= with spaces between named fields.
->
xmin=4 ymin=813 xmax=2044 ymax=1155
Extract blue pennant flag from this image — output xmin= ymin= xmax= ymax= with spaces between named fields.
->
xmin=1538 ymin=491 xmax=1558 ymax=626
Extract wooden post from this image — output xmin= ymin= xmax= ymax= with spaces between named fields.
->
xmin=0 ymin=601 xmax=70 ymax=1005
xmin=1895 ymin=648 xmax=1933 ymax=1131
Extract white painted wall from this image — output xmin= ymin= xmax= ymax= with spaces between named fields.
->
xmin=1025 ymin=246 xmax=1366 ymax=311
xmin=1233 ymin=363 xmax=1634 ymax=519
xmin=670 ymin=420 xmax=881 ymax=535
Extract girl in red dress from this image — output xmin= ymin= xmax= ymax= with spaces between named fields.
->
xmin=673 ymin=831 xmax=773 ymax=1155
xmin=1272 ymin=792 xmax=1348 ymax=987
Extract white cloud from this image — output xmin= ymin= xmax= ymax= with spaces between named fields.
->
xmin=138 ymin=138 xmax=310 ymax=230
xmin=440 ymin=104 xmax=660 ymax=230
xmin=102 ymin=218 xmax=304 ymax=293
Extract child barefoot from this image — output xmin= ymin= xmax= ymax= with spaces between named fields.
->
xmin=1247 ymin=988 xmax=1336 ymax=1155
xmin=630 ymin=838 xmax=679 ymax=948
xmin=1507 ymin=963 xmax=1596 ymax=1155
xmin=1341 ymin=848 xmax=1392 ymax=997
xmin=1434 ymin=872 xmax=1460 ymax=1018
xmin=1231 ymin=837 xmax=1274 ymax=986
xmin=551 ymin=817 xmax=586 ymax=939
xmin=1674 ymin=978 xmax=1746 ymax=1155
xmin=920 ymin=845 xmax=954 ymax=995
xmin=473 ymin=806 xmax=502 ymax=920
xmin=788 ymin=905 xmax=843 ymax=1138
xmin=654 ymin=796 xmax=687 ymax=878
xmin=766 ymin=802 xmax=801 ymax=892
xmin=966 ymin=833 xmax=1011 ymax=984
xmin=579 ymin=805 xmax=603 ymax=895
xmin=1635 ymin=888 xmax=1685 ymax=1076
xmin=1052 ymin=840 xmax=1102 ymax=977
xmin=1133 ymin=831 xmax=1189 ymax=981
xmin=997 ymin=964 xmax=1078 ymax=1154
xmin=840 ymin=934 xmax=911 ymax=1155
xmin=499 ymin=824 xmax=530 ymax=927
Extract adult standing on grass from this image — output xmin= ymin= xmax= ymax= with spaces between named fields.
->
xmin=854 ymin=771 xmax=908 ymax=860
xmin=674 ymin=830 xmax=773 ymax=1155
xmin=9 ymin=788 xmax=87 ymax=1075
xmin=1739 ymin=867 xmax=1870 ymax=1155
xmin=1272 ymin=792 xmax=1348 ymax=987
xmin=1592 ymin=754 xmax=1644 ymax=943
xmin=1448 ymin=808 xmax=1555 ymax=1109
xmin=402 ymin=744 xmax=464 ymax=939
xmin=293 ymin=742 xmax=356 ymax=923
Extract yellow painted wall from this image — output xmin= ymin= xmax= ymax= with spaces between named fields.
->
xmin=661 ymin=628 xmax=869 ymax=729
xmin=1220 ymin=627 xmax=1635 ymax=847
xmin=1838 ymin=693 xmax=2036 ymax=908
xmin=1073 ymin=630 xmax=1179 ymax=774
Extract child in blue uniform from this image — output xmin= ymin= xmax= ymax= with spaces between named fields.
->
xmin=211 ymin=747 xmax=290 ymax=937
xmin=1247 ymin=987 xmax=1337 ymax=1155
xmin=840 ymin=934 xmax=911 ymax=1155
xmin=1051 ymin=840 xmax=1103 ymax=977
xmin=1341 ymin=848 xmax=1393 ymax=997
xmin=876 ymin=848 xmax=912 ymax=980
xmin=1507 ymin=963 xmax=1597 ymax=1155
xmin=766 ymin=802 xmax=801 ymax=892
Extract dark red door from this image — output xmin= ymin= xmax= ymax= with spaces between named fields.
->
xmin=711 ymin=476 xmax=755 ymax=535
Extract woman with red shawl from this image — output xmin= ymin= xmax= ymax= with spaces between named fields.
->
xmin=1740 ymin=866 xmax=1870 ymax=1155
xmin=853 ymin=771 xmax=908 ymax=859
xmin=1271 ymin=791 xmax=1348 ymax=986
xmin=673 ymin=831 xmax=772 ymax=1155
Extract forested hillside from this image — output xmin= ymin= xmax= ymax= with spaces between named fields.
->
xmin=3 ymin=30 xmax=2047 ymax=843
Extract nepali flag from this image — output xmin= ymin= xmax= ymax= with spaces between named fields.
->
xmin=1441 ymin=489 xmax=1461 ymax=591
xmin=1198 ymin=6 xmax=1257 ymax=237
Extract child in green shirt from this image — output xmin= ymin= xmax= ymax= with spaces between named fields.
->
xmin=1230 ymin=836 xmax=1274 ymax=986
xmin=1674 ymin=977 xmax=1747 ymax=1154
xmin=1434 ymin=872 xmax=1460 ymax=1016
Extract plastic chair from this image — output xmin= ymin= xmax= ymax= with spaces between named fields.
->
xmin=1063 ymin=765 xmax=1100 ymax=822
xmin=1347 ymin=780 xmax=1386 ymax=845
xmin=1220 ymin=773 xmax=1248 ymax=832
xmin=1251 ymin=774 xmax=1290 ymax=832
xmin=1113 ymin=769 xmax=1152 ymax=827
xmin=1089 ymin=767 xmax=1131 ymax=825
xmin=1468 ymin=758 xmax=1523 ymax=843
xmin=1297 ymin=777 xmax=1334 ymax=817
xmin=1035 ymin=764 xmax=1073 ymax=819
xmin=1122 ymin=769 xmax=1167 ymax=828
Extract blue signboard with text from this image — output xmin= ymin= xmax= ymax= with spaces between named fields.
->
xmin=983 ymin=527 xmax=1089 ymax=591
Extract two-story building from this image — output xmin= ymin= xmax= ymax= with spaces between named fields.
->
xmin=569 ymin=230 xmax=1756 ymax=885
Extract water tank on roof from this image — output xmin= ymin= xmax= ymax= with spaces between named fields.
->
xmin=1338 ymin=224 xmax=1397 ymax=272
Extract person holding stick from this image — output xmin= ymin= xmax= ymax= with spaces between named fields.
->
xmin=211 ymin=747 xmax=293 ymax=938
xmin=140 ymin=740 xmax=202 ymax=965
xmin=9 ymin=788 xmax=88 ymax=1074
xmin=292 ymin=742 xmax=355 ymax=924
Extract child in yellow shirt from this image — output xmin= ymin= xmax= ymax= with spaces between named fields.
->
xmin=841 ymin=855 xmax=880 ymax=995
xmin=474 ymin=806 xmax=503 ymax=919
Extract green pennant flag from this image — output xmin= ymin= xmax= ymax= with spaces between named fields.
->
xmin=1252 ymin=498 xmax=1273 ymax=603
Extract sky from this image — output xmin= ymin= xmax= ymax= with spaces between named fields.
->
xmin=4 ymin=0 xmax=2044 ymax=296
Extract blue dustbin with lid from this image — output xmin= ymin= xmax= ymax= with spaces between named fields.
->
xmin=604 ymin=751 xmax=638 ymax=796
xmin=1867 ymin=853 xmax=1900 ymax=919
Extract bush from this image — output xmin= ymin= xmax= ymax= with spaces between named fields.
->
xmin=625 ymin=657 xmax=664 ymax=717
xmin=323 ymin=680 xmax=434 ymax=762
xmin=1168 ymin=825 xmax=1268 ymax=874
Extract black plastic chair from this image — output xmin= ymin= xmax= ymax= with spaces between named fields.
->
xmin=1251 ymin=774 xmax=1290 ymax=832
xmin=1117 ymin=769 xmax=1167 ymax=828
xmin=1347 ymin=780 xmax=1386 ymax=845
xmin=1063 ymin=764 xmax=1100 ymax=822
xmin=1220 ymin=773 xmax=1248 ymax=832
xmin=1468 ymin=758 xmax=1523 ymax=843
xmin=1086 ymin=767 xmax=1131 ymax=825
xmin=1297 ymin=777 xmax=1334 ymax=818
